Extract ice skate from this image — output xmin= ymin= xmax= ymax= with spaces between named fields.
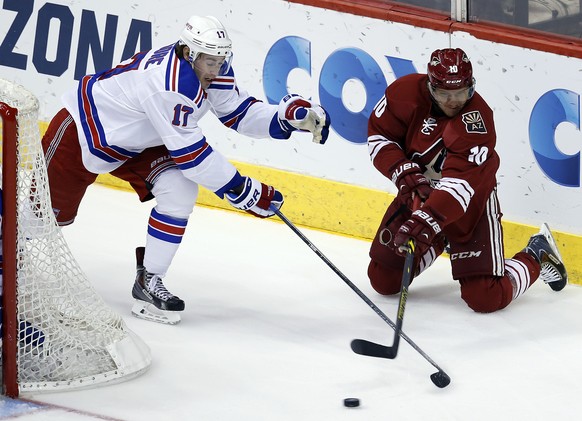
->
xmin=132 ymin=247 xmax=184 ymax=325
xmin=524 ymin=223 xmax=567 ymax=291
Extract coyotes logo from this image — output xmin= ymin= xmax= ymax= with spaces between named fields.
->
xmin=421 ymin=117 xmax=437 ymax=135
xmin=461 ymin=111 xmax=487 ymax=134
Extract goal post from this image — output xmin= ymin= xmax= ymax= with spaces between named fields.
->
xmin=0 ymin=79 xmax=151 ymax=397
xmin=1 ymin=99 xmax=19 ymax=397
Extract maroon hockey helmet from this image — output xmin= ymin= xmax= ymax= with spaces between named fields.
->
xmin=427 ymin=48 xmax=474 ymax=90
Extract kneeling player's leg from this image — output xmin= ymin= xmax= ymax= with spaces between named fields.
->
xmin=458 ymin=253 xmax=541 ymax=313
xmin=368 ymin=260 xmax=404 ymax=295
xmin=459 ymin=275 xmax=513 ymax=313
xmin=368 ymin=197 xmax=447 ymax=295
xmin=368 ymin=199 xmax=410 ymax=295
xmin=451 ymin=194 xmax=510 ymax=312
xmin=452 ymin=192 xmax=540 ymax=312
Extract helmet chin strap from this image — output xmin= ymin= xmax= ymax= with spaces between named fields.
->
xmin=468 ymin=77 xmax=476 ymax=99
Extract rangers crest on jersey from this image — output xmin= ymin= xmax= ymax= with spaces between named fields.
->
xmin=461 ymin=111 xmax=487 ymax=134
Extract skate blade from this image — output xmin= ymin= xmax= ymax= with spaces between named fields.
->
xmin=131 ymin=301 xmax=181 ymax=325
xmin=539 ymin=223 xmax=563 ymax=260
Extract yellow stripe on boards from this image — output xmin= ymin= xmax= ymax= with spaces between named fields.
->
xmin=95 ymin=161 xmax=581 ymax=286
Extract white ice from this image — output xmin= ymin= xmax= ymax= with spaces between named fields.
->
xmin=2 ymin=184 xmax=581 ymax=420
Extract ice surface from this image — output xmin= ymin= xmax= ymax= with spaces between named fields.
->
xmin=3 ymin=184 xmax=581 ymax=420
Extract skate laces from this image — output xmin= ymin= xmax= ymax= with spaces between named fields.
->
xmin=537 ymin=235 xmax=566 ymax=285
xmin=146 ymin=274 xmax=176 ymax=301
xmin=540 ymin=263 xmax=563 ymax=284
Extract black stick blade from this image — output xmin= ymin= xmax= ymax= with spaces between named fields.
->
xmin=350 ymin=339 xmax=398 ymax=359
xmin=430 ymin=371 xmax=451 ymax=388
xmin=352 ymin=340 xmax=451 ymax=388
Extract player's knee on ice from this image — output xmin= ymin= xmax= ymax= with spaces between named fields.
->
xmin=459 ymin=276 xmax=514 ymax=313
xmin=368 ymin=260 xmax=407 ymax=296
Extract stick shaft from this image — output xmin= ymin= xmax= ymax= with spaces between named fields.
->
xmin=272 ymin=207 xmax=447 ymax=374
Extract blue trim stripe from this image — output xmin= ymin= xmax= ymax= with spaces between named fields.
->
xmin=168 ymin=138 xmax=214 ymax=170
xmin=165 ymin=49 xmax=201 ymax=101
xmin=208 ymin=84 xmax=232 ymax=90
xmin=208 ymin=76 xmax=235 ymax=90
xmin=165 ymin=48 xmax=174 ymax=92
xmin=147 ymin=208 xmax=188 ymax=244
xmin=269 ymin=114 xmax=293 ymax=139
xmin=215 ymin=171 xmax=244 ymax=199
xmin=77 ymin=76 xmax=139 ymax=163
xmin=218 ymin=97 xmax=258 ymax=129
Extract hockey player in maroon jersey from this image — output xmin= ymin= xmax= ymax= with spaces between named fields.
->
xmin=367 ymin=48 xmax=567 ymax=312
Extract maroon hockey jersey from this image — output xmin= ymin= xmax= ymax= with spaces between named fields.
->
xmin=368 ymin=73 xmax=500 ymax=243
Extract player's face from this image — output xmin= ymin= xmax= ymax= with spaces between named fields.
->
xmin=429 ymin=85 xmax=471 ymax=117
xmin=193 ymin=54 xmax=226 ymax=89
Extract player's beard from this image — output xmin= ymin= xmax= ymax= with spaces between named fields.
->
xmin=438 ymin=101 xmax=465 ymax=117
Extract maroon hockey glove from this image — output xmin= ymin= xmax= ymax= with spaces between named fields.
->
xmin=225 ymin=176 xmax=284 ymax=218
xmin=394 ymin=207 xmax=444 ymax=257
xmin=390 ymin=161 xmax=432 ymax=208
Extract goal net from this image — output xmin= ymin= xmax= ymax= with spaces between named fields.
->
xmin=0 ymin=78 xmax=151 ymax=397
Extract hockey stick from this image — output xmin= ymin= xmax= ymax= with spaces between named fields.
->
xmin=356 ymin=195 xmax=420 ymax=360
xmin=388 ymin=237 xmax=414 ymax=358
xmin=271 ymin=206 xmax=450 ymax=388
xmin=350 ymin=248 xmax=413 ymax=360
xmin=350 ymin=242 xmax=414 ymax=360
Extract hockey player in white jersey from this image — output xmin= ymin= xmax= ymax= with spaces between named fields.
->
xmin=42 ymin=15 xmax=330 ymax=324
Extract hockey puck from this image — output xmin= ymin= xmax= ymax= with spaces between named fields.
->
xmin=343 ymin=398 xmax=360 ymax=408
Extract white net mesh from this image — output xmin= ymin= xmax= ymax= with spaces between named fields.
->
xmin=0 ymin=78 xmax=151 ymax=393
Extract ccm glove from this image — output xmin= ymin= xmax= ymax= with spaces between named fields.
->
xmin=394 ymin=207 xmax=444 ymax=257
xmin=390 ymin=160 xmax=432 ymax=208
xmin=278 ymin=94 xmax=331 ymax=144
xmin=225 ymin=176 xmax=284 ymax=218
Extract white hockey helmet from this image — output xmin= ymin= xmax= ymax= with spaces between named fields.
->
xmin=179 ymin=16 xmax=232 ymax=65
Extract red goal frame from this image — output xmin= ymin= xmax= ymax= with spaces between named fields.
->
xmin=0 ymin=101 xmax=20 ymax=397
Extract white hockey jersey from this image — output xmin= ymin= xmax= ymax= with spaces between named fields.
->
xmin=62 ymin=43 xmax=293 ymax=197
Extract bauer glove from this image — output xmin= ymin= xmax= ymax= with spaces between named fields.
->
xmin=225 ymin=176 xmax=284 ymax=218
xmin=394 ymin=206 xmax=444 ymax=257
xmin=390 ymin=160 xmax=432 ymax=209
xmin=278 ymin=94 xmax=330 ymax=144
